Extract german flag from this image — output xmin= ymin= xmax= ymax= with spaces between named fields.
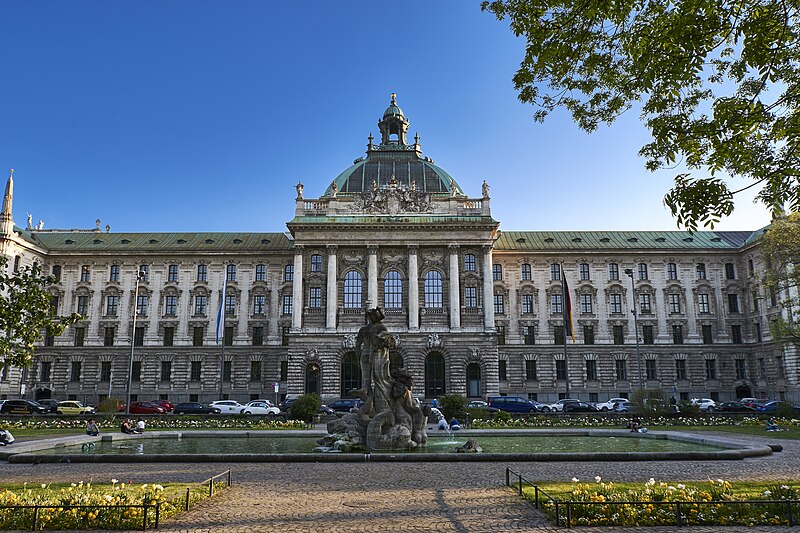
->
xmin=562 ymin=268 xmax=574 ymax=342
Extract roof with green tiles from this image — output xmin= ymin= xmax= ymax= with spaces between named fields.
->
xmin=26 ymin=231 xmax=293 ymax=253
xmin=494 ymin=230 xmax=758 ymax=251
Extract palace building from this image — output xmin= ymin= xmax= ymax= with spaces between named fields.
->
xmin=0 ymin=96 xmax=797 ymax=405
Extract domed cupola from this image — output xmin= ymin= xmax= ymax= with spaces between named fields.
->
xmin=378 ymin=93 xmax=409 ymax=145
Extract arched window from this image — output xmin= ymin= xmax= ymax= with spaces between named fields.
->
xmin=424 ymin=271 xmax=443 ymax=308
xmin=305 ymin=363 xmax=320 ymax=394
xmin=425 ymin=352 xmax=446 ymax=397
xmin=343 ymin=270 xmax=363 ymax=308
xmin=389 ymin=351 xmax=403 ymax=372
xmin=384 ymin=270 xmax=403 ymax=308
xmin=340 ymin=352 xmax=361 ymax=397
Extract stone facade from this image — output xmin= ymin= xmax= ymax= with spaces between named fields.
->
xmin=0 ymin=98 xmax=797 ymax=404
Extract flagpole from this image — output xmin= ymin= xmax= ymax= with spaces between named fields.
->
xmin=217 ymin=270 xmax=228 ymax=400
xmin=561 ymin=264 xmax=572 ymax=399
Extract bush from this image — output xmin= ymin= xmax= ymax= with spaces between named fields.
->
xmin=631 ymin=389 xmax=668 ymax=416
xmin=493 ymin=410 xmax=512 ymax=423
xmin=96 ymin=397 xmax=124 ymax=419
xmin=438 ymin=394 xmax=467 ymax=421
xmin=289 ymin=393 xmax=321 ymax=422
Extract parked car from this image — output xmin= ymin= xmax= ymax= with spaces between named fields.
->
xmin=0 ymin=399 xmax=50 ymax=415
xmin=595 ymin=398 xmax=629 ymax=411
xmin=716 ymin=401 xmax=757 ymax=413
xmin=173 ymin=402 xmax=222 ymax=415
xmin=209 ymin=400 xmax=246 ymax=414
xmin=740 ymin=398 xmax=769 ymax=408
xmin=56 ymin=401 xmax=95 ymax=415
xmin=755 ymin=401 xmax=800 ymax=414
xmin=487 ymin=396 xmax=542 ymax=414
xmin=319 ymin=405 xmax=336 ymax=416
xmin=466 ymin=400 xmax=500 ymax=413
xmin=127 ymin=401 xmax=166 ymax=415
xmin=540 ymin=399 xmax=581 ymax=413
xmin=563 ymin=401 xmax=599 ymax=413
xmin=615 ymin=401 xmax=636 ymax=413
xmin=691 ymin=398 xmax=717 ymax=412
xmin=326 ymin=398 xmax=364 ymax=413
xmin=37 ymin=399 xmax=60 ymax=413
xmin=150 ymin=400 xmax=175 ymax=412
xmin=240 ymin=401 xmax=280 ymax=415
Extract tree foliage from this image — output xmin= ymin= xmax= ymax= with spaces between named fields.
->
xmin=481 ymin=0 xmax=800 ymax=230
xmin=760 ymin=212 xmax=800 ymax=343
xmin=0 ymin=258 xmax=81 ymax=369
xmin=288 ymin=393 xmax=321 ymax=422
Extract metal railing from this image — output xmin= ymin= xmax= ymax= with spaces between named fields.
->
xmin=0 ymin=470 xmax=231 ymax=531
xmin=505 ymin=467 xmax=799 ymax=528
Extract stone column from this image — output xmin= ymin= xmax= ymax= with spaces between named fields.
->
xmin=268 ymin=269 xmax=280 ymax=341
xmin=448 ymin=244 xmax=461 ymax=330
xmin=291 ymin=246 xmax=303 ymax=330
xmin=508 ymin=270 xmax=518 ymax=342
xmin=367 ymin=245 xmax=379 ymax=308
xmin=482 ymin=246 xmax=495 ymax=330
xmin=326 ymin=245 xmax=338 ymax=330
xmin=408 ymin=245 xmax=419 ymax=330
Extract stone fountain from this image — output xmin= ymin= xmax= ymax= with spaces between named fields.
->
xmin=323 ymin=307 xmax=428 ymax=450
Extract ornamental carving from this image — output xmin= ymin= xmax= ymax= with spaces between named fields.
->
xmin=342 ymin=334 xmax=357 ymax=350
xmin=351 ymin=184 xmax=433 ymax=214
xmin=427 ymin=333 xmax=443 ymax=349
xmin=467 ymin=349 xmax=481 ymax=363
xmin=304 ymin=348 xmax=319 ymax=362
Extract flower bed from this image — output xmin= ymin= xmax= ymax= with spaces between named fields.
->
xmin=0 ymin=417 xmax=309 ymax=431
xmin=472 ymin=415 xmax=799 ymax=429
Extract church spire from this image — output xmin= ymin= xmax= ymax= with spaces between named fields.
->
xmin=1 ymin=169 xmax=14 ymax=235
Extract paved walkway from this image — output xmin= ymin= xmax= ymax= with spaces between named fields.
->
xmin=0 ymin=431 xmax=797 ymax=532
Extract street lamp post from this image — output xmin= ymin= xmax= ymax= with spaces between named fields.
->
xmin=755 ymin=293 xmax=771 ymax=399
xmin=624 ymin=268 xmax=644 ymax=393
xmin=126 ymin=270 xmax=146 ymax=416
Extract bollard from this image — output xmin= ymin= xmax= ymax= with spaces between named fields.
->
xmin=142 ymin=505 xmax=148 ymax=531
xmin=155 ymin=503 xmax=160 ymax=529
xmin=227 ymin=470 xmax=232 ymax=487
xmin=555 ymin=501 xmax=560 ymax=527
xmin=209 ymin=478 xmax=213 ymax=497
xmin=676 ymin=501 xmax=682 ymax=527
xmin=518 ymin=473 xmax=523 ymax=495
xmin=505 ymin=468 xmax=510 ymax=487
xmin=32 ymin=506 xmax=39 ymax=531
xmin=534 ymin=486 xmax=539 ymax=509
xmin=566 ymin=501 xmax=572 ymax=529
xmin=185 ymin=488 xmax=191 ymax=511
xmin=788 ymin=501 xmax=794 ymax=526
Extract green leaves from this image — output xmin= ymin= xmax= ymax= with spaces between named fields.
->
xmin=483 ymin=0 xmax=800 ymax=229
xmin=760 ymin=212 xmax=800 ymax=344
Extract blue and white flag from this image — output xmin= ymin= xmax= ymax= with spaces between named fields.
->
xmin=216 ymin=271 xmax=227 ymax=345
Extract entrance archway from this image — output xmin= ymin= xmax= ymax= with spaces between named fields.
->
xmin=735 ymin=385 xmax=752 ymax=399
xmin=466 ymin=363 xmax=482 ymax=398
xmin=305 ymin=363 xmax=320 ymax=395
xmin=35 ymin=388 xmax=52 ymax=401
xmin=424 ymin=352 xmax=445 ymax=398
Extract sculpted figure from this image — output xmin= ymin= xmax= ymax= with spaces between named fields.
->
xmin=482 ymin=180 xmax=490 ymax=198
xmin=296 ymin=181 xmax=304 ymax=199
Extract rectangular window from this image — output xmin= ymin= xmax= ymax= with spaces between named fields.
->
xmin=250 ymin=360 xmax=262 ymax=381
xmin=51 ymin=265 xmax=62 ymax=282
xmin=100 ymin=361 xmax=112 ymax=381
xmin=550 ymin=263 xmax=561 ymax=281
xmin=555 ymin=359 xmax=567 ymax=380
xmin=226 ymin=264 xmax=237 ymax=282
xmin=168 ymin=264 xmax=178 ymax=282
xmin=579 ymin=263 xmax=590 ymax=280
xmin=252 ymin=326 xmax=264 ymax=346
xmin=497 ymin=325 xmax=506 ymax=345
xmin=580 ymin=294 xmax=592 ymax=314
xmin=696 ymin=263 xmax=706 ymax=279
xmin=110 ymin=264 xmax=120 ymax=282
xmin=668 ymin=293 xmax=681 ymax=313
xmin=195 ymin=294 xmax=207 ymax=315
xmin=75 ymin=327 xmax=85 ymax=347
xmin=134 ymin=326 xmax=145 ymax=347
xmin=80 ymin=265 xmax=91 ymax=282
xmin=280 ymin=360 xmax=288 ymax=381
xmin=464 ymin=254 xmax=477 ymax=272
xmin=106 ymin=295 xmax=119 ymax=316
xmin=104 ymin=327 xmax=115 ymax=346
xmin=639 ymin=293 xmax=651 ymax=313
xmin=165 ymin=295 xmax=177 ymax=315
xmin=727 ymin=293 xmax=740 ymax=313
xmin=224 ymin=294 xmax=236 ymax=315
xmin=139 ymin=265 xmax=150 ymax=282
xmin=698 ymin=293 xmax=710 ymax=314
xmin=525 ymin=359 xmax=537 ymax=380
xmin=645 ymin=359 xmax=657 ymax=380
xmin=615 ymin=359 xmax=627 ymax=380
xmin=197 ymin=264 xmax=208 ymax=282
xmin=608 ymin=263 xmax=619 ymax=280
xmin=672 ymin=325 xmax=683 ymax=344
xmin=492 ymin=264 xmax=503 ymax=281
xmin=609 ymin=293 xmax=622 ymax=314
xmin=463 ymin=286 xmax=477 ymax=308
xmin=735 ymin=359 xmax=747 ymax=380
xmin=498 ymin=359 xmax=507 ymax=381
xmin=309 ymin=287 xmax=322 ymax=308
xmin=39 ymin=361 xmax=51 ymax=382
xmin=44 ymin=327 xmax=54 ymax=346
xmin=759 ymin=357 xmax=766 ymax=378
xmin=522 ymin=325 xmax=535 ymax=345
xmin=638 ymin=263 xmax=648 ymax=280
xmin=132 ymin=361 xmax=141 ymax=382
xmin=702 ymin=324 xmax=713 ymax=344
xmin=310 ymin=254 xmax=323 ymax=273
xmin=613 ymin=325 xmax=624 ymax=344
xmin=755 ymin=321 xmax=762 ymax=342
xmin=253 ymin=294 xmax=266 ymax=314
xmin=282 ymin=295 xmax=293 ymax=315
xmin=586 ymin=360 xmax=597 ymax=380
xmin=520 ymin=263 xmax=531 ymax=280
xmin=642 ymin=325 xmax=654 ymax=345
xmin=725 ymin=262 xmax=736 ymax=280
xmin=70 ymin=361 xmax=82 ymax=382
xmin=675 ymin=359 xmax=687 ymax=380
xmin=667 ymin=262 xmax=678 ymax=280
xmin=163 ymin=327 xmax=174 ymax=347
xmin=161 ymin=361 xmax=172 ymax=382
xmin=136 ymin=294 xmax=148 ymax=316
xmin=731 ymin=325 xmax=742 ymax=344
xmin=284 ymin=265 xmax=294 ymax=282
xmin=493 ymin=293 xmax=505 ymax=314
xmin=583 ymin=325 xmax=594 ymax=345
xmin=705 ymin=359 xmax=717 ymax=380
xmin=255 ymin=264 xmax=267 ymax=281
xmin=520 ymin=293 xmax=533 ymax=314
xmin=190 ymin=361 xmax=202 ymax=381
xmin=76 ymin=295 xmax=89 ymax=316
xmin=193 ymin=326 xmax=204 ymax=346
xmin=554 ymin=325 xmax=565 ymax=345
xmin=224 ymin=326 xmax=234 ymax=346
xmin=223 ymin=360 xmax=232 ymax=382
xmin=551 ymin=293 xmax=563 ymax=314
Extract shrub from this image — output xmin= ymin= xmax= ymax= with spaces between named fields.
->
xmin=438 ymin=394 xmax=467 ymax=421
xmin=96 ymin=398 xmax=124 ymax=418
xmin=289 ymin=393 xmax=321 ymax=422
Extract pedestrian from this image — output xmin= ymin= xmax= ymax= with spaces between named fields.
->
xmin=120 ymin=419 xmax=134 ymax=434
xmin=86 ymin=418 xmax=99 ymax=436
xmin=134 ymin=418 xmax=145 ymax=434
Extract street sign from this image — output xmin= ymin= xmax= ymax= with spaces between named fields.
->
xmin=273 ymin=382 xmax=279 ymax=393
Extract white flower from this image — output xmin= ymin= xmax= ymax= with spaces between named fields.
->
xmin=595 ymin=476 xmax=602 ymax=483
xmin=764 ymin=490 xmax=772 ymax=496
xmin=572 ymin=477 xmax=580 ymax=483
xmin=646 ymin=478 xmax=656 ymax=486
xmin=781 ymin=485 xmax=789 ymax=490
xmin=716 ymin=479 xmax=724 ymax=484
xmin=41 ymin=484 xmax=46 ymax=489
xmin=668 ymin=486 xmax=676 ymax=491
xmin=104 ymin=494 xmax=113 ymax=502
xmin=111 ymin=479 xmax=118 ymax=484
xmin=677 ymin=484 xmax=685 ymax=490
xmin=70 ymin=483 xmax=77 ymax=487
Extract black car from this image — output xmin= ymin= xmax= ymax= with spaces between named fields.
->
xmin=563 ymin=401 xmax=599 ymax=413
xmin=37 ymin=399 xmax=60 ymax=413
xmin=326 ymin=398 xmax=364 ymax=413
xmin=173 ymin=402 xmax=222 ymax=415
xmin=717 ymin=401 xmax=756 ymax=413
xmin=0 ymin=399 xmax=50 ymax=415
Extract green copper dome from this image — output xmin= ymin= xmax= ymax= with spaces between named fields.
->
xmin=383 ymin=93 xmax=404 ymax=119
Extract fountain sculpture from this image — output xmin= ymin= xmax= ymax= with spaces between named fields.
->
xmin=324 ymin=307 xmax=428 ymax=450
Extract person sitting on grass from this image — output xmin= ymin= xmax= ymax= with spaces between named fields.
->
xmin=767 ymin=418 xmax=780 ymax=431
xmin=134 ymin=418 xmax=145 ymax=434
xmin=85 ymin=419 xmax=99 ymax=436
xmin=437 ymin=416 xmax=449 ymax=431
xmin=120 ymin=419 xmax=134 ymax=434
xmin=0 ymin=429 xmax=15 ymax=446
xmin=449 ymin=418 xmax=461 ymax=431
xmin=629 ymin=417 xmax=641 ymax=432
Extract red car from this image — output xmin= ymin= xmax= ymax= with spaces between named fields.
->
xmin=150 ymin=400 xmax=175 ymax=412
xmin=128 ymin=401 xmax=165 ymax=414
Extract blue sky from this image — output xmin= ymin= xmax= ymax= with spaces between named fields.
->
xmin=0 ymin=1 xmax=770 ymax=233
